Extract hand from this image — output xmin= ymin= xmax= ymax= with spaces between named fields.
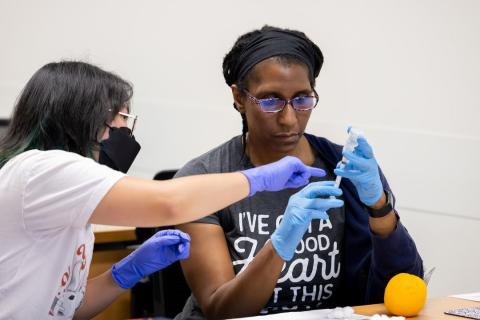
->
xmin=270 ymin=181 xmax=344 ymax=261
xmin=334 ymin=136 xmax=383 ymax=206
xmin=111 ymin=229 xmax=190 ymax=289
xmin=241 ymin=156 xmax=326 ymax=196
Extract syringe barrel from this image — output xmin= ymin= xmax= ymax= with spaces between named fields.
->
xmin=333 ymin=156 xmax=347 ymax=188
xmin=334 ymin=175 xmax=342 ymax=188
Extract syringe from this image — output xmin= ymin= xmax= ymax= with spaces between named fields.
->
xmin=334 ymin=127 xmax=363 ymax=188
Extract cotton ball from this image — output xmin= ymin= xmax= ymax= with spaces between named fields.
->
xmin=332 ymin=307 xmax=344 ymax=318
xmin=343 ymin=306 xmax=354 ymax=317
xmin=326 ymin=312 xmax=337 ymax=319
xmin=326 ymin=308 xmax=339 ymax=319
xmin=326 ymin=307 xmax=347 ymax=319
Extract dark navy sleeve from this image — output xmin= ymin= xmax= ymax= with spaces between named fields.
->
xmin=364 ymin=169 xmax=424 ymax=303
xmin=287 ymin=134 xmax=424 ymax=305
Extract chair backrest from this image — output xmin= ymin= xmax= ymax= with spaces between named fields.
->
xmin=150 ymin=169 xmax=191 ymax=318
xmin=0 ymin=119 xmax=9 ymax=138
xmin=153 ymin=169 xmax=178 ymax=181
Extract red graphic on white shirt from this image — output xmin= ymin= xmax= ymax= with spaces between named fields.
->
xmin=48 ymin=243 xmax=89 ymax=317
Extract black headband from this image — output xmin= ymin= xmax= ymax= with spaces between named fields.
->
xmin=226 ymin=29 xmax=323 ymax=86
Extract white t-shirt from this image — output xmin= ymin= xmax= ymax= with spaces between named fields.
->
xmin=0 ymin=149 xmax=125 ymax=319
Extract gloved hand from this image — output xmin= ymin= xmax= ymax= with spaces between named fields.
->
xmin=111 ymin=229 xmax=190 ymax=289
xmin=334 ymin=135 xmax=383 ymax=206
xmin=241 ymin=156 xmax=326 ymax=196
xmin=271 ymin=181 xmax=344 ymax=261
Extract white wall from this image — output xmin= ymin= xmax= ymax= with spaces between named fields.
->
xmin=1 ymin=0 xmax=479 ymax=298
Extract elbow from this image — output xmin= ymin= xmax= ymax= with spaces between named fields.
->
xmin=196 ymin=290 xmax=224 ymax=320
xmin=203 ymin=303 xmax=223 ymax=320
xmin=152 ymin=191 xmax=185 ymax=226
xmin=202 ymin=292 xmax=246 ymax=320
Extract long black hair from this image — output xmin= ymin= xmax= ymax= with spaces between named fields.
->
xmin=222 ymin=25 xmax=324 ymax=149
xmin=0 ymin=61 xmax=132 ymax=168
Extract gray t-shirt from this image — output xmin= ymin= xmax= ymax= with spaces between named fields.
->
xmin=175 ymin=136 xmax=345 ymax=319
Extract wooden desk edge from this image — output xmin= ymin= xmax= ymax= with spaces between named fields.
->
xmin=94 ymin=229 xmax=137 ymax=244
xmin=354 ymin=296 xmax=480 ymax=319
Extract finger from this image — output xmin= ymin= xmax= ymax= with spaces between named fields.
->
xmin=288 ymin=174 xmax=309 ymax=188
xmin=342 ymin=150 xmax=365 ymax=164
xmin=285 ymin=155 xmax=302 ymax=168
xmin=290 ymin=157 xmax=325 ymax=178
xmin=177 ymin=242 xmax=190 ymax=260
xmin=355 ymin=137 xmax=374 ymax=158
xmin=177 ymin=231 xmax=191 ymax=242
xmin=177 ymin=242 xmax=188 ymax=254
xmin=155 ymin=235 xmax=183 ymax=246
xmin=307 ymin=166 xmax=326 ymax=177
xmin=310 ymin=211 xmax=330 ymax=220
xmin=178 ymin=243 xmax=185 ymax=252
xmin=316 ymin=180 xmax=336 ymax=187
xmin=336 ymin=160 xmax=348 ymax=169
xmin=299 ymin=183 xmax=343 ymax=198
xmin=155 ymin=229 xmax=191 ymax=243
xmin=306 ymin=198 xmax=344 ymax=210
xmin=298 ymin=180 xmax=337 ymax=195
xmin=342 ymin=152 xmax=370 ymax=170
xmin=342 ymin=161 xmax=357 ymax=171
xmin=154 ymin=229 xmax=180 ymax=238
xmin=334 ymin=168 xmax=362 ymax=178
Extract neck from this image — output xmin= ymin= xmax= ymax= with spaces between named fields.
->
xmin=245 ymin=135 xmax=315 ymax=167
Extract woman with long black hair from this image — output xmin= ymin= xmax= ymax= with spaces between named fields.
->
xmin=0 ymin=61 xmax=324 ymax=319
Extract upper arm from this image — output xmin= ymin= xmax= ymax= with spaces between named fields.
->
xmin=177 ymin=222 xmax=235 ymax=312
xmin=21 ymin=150 xmax=124 ymax=235
xmin=89 ymin=176 xmax=177 ymax=226
xmin=90 ymin=156 xmax=209 ymax=226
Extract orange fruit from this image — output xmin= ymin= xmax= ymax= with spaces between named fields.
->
xmin=384 ymin=273 xmax=427 ymax=317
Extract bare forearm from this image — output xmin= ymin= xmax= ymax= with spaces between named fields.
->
xmin=73 ymin=269 xmax=125 ymax=320
xmin=90 ymin=173 xmax=250 ymax=227
xmin=204 ymin=242 xmax=284 ymax=319
xmin=165 ymin=173 xmax=250 ymax=226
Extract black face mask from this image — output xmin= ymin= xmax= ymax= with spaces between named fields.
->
xmin=99 ymin=127 xmax=141 ymax=173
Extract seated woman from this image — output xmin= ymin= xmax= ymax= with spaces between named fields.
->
xmin=174 ymin=26 xmax=423 ymax=319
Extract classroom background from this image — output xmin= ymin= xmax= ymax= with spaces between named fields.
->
xmin=0 ymin=0 xmax=479 ymax=298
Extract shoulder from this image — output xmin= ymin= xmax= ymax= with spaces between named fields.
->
xmin=305 ymin=133 xmax=343 ymax=166
xmin=9 ymin=149 xmax=90 ymax=167
xmin=6 ymin=149 xmax=123 ymax=186
xmin=175 ymin=136 xmax=243 ymax=178
xmin=22 ymin=150 xmax=101 ymax=174
xmin=305 ymin=133 xmax=342 ymax=152
xmin=3 ymin=149 xmax=84 ymax=176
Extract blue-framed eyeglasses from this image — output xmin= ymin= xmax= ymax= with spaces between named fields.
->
xmin=244 ymin=89 xmax=319 ymax=113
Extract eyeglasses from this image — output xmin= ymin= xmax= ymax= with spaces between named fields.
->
xmin=118 ymin=111 xmax=138 ymax=134
xmin=244 ymin=90 xmax=319 ymax=113
xmin=108 ymin=109 xmax=139 ymax=134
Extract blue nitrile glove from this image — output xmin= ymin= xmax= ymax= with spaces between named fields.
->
xmin=241 ymin=156 xmax=326 ymax=196
xmin=271 ymin=181 xmax=344 ymax=261
xmin=111 ymin=229 xmax=190 ymax=289
xmin=334 ymin=136 xmax=383 ymax=206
